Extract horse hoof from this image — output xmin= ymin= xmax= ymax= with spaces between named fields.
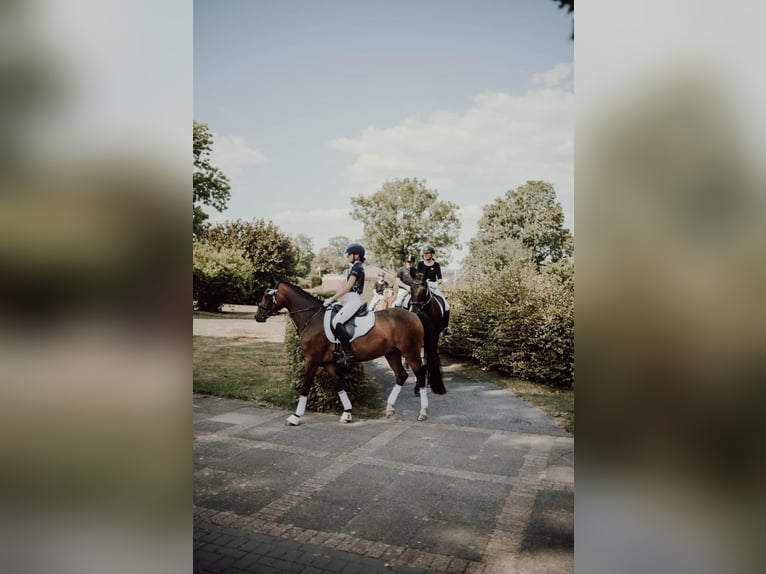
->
xmin=385 ymin=406 xmax=395 ymax=418
xmin=286 ymin=414 xmax=301 ymax=426
xmin=417 ymin=410 xmax=428 ymax=421
xmin=340 ymin=412 xmax=353 ymax=424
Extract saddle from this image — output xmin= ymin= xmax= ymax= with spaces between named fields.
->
xmin=323 ymin=303 xmax=376 ymax=343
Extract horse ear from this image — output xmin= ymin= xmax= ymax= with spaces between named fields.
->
xmin=270 ymin=273 xmax=278 ymax=287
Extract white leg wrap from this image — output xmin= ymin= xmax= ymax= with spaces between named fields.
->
xmin=338 ymin=390 xmax=352 ymax=411
xmin=296 ymin=395 xmax=308 ymax=417
xmin=387 ymin=384 xmax=402 ymax=406
xmin=419 ymin=387 xmax=429 ymax=410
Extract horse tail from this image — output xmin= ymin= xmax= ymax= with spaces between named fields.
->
xmin=416 ymin=311 xmax=446 ymax=394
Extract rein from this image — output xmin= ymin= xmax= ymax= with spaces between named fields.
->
xmin=410 ymin=284 xmax=432 ymax=311
xmin=259 ymin=286 xmax=326 ymax=335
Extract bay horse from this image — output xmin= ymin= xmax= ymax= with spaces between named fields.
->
xmin=254 ymin=280 xmax=445 ymax=424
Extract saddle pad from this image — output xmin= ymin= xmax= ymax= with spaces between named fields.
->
xmin=431 ymin=292 xmax=447 ymax=316
xmin=323 ymin=305 xmax=376 ymax=343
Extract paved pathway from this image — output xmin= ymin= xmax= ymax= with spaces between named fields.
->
xmin=194 ymin=319 xmax=573 ymax=573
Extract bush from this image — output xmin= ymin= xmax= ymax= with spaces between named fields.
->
xmin=440 ymin=262 xmax=574 ymax=388
xmin=193 ymin=243 xmax=254 ymax=311
xmin=310 ymin=274 xmax=322 ymax=288
xmin=284 ymin=319 xmax=382 ymax=413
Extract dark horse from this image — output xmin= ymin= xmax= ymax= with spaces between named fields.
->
xmin=409 ymin=273 xmax=446 ymax=335
xmin=254 ymin=280 xmax=445 ymax=425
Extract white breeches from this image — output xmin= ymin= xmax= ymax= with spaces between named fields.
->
xmin=394 ymin=286 xmax=410 ymax=307
xmin=426 ymin=281 xmax=450 ymax=310
xmin=331 ymin=292 xmax=362 ymax=327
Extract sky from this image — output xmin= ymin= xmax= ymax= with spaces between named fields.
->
xmin=194 ymin=0 xmax=573 ymax=269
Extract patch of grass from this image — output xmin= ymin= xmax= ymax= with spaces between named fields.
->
xmin=443 ymin=355 xmax=574 ymax=434
xmin=193 ymin=335 xmax=384 ymax=418
xmin=193 ymin=336 xmax=296 ymax=408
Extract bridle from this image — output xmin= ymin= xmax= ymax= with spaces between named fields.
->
xmin=256 ymin=288 xmax=279 ymax=317
xmin=257 ymin=287 xmax=326 ymax=335
xmin=409 ymin=281 xmax=432 ymax=312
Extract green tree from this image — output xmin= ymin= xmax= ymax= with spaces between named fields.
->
xmin=470 ymin=180 xmax=573 ymax=269
xmin=351 ymin=178 xmax=460 ymax=269
xmin=291 ymin=233 xmax=315 ymax=278
xmin=314 ymin=235 xmax=352 ymax=275
xmin=204 ymin=219 xmax=298 ymax=299
xmin=193 ymin=121 xmax=231 ymax=238
xmin=193 ymin=243 xmax=254 ymax=312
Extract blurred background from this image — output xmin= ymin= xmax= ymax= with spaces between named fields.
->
xmin=0 ymin=1 xmax=190 ymax=573
xmin=577 ymin=1 xmax=765 ymax=573
xmin=1 ymin=0 xmax=764 ymax=572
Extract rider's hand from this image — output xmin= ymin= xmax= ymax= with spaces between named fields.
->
xmin=323 ymin=298 xmax=334 ymax=307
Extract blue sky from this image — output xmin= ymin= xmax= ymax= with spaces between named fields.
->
xmin=194 ymin=0 xmax=573 ymax=267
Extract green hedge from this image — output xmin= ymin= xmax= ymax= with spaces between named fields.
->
xmin=283 ymin=320 xmax=382 ymax=412
xmin=440 ymin=265 xmax=574 ymax=388
xmin=193 ymin=243 xmax=254 ymax=312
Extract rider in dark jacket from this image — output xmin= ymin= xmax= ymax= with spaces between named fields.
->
xmin=323 ymin=242 xmax=366 ymax=365
xmin=416 ymin=244 xmax=452 ymax=336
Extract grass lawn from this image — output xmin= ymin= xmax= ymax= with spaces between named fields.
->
xmin=193 ymin=336 xmax=296 ymax=409
xmin=193 ymin=335 xmax=383 ymax=418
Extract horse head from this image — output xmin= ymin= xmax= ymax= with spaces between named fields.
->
xmin=254 ymin=286 xmax=281 ymax=322
xmin=409 ymin=273 xmax=430 ymax=311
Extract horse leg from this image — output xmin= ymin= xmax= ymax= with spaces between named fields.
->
xmin=403 ymin=350 xmax=429 ymax=421
xmin=418 ymin=386 xmax=429 ymax=421
xmin=287 ymin=362 xmax=317 ymax=426
xmin=324 ymin=362 xmax=353 ymax=423
xmin=384 ymin=350 xmax=409 ymax=417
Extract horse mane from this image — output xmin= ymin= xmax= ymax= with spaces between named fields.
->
xmin=278 ymin=280 xmax=323 ymax=307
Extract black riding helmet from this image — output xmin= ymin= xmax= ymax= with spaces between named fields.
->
xmin=344 ymin=242 xmax=366 ymax=262
xmin=421 ymin=244 xmax=435 ymax=255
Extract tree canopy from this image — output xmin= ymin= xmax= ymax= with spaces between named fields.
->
xmin=193 ymin=121 xmax=231 ymax=238
xmin=203 ymin=219 xmax=298 ymax=297
xmin=314 ymin=235 xmax=352 ymax=275
xmin=469 ymin=180 xmax=573 ymax=269
xmin=351 ymin=178 xmax=460 ymax=269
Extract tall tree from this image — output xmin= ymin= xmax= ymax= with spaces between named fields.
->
xmin=470 ymin=180 xmax=573 ymax=269
xmin=291 ymin=233 xmax=315 ymax=278
xmin=351 ymin=178 xmax=460 ymax=269
xmin=203 ymin=219 xmax=297 ymax=298
xmin=193 ymin=121 xmax=231 ymax=238
xmin=314 ymin=236 xmax=352 ymax=275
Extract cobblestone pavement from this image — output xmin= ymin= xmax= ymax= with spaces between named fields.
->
xmin=194 ymin=394 xmax=573 ymax=572
xmin=194 ymin=316 xmax=573 ymax=573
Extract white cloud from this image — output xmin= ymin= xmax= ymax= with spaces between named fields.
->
xmin=531 ymin=63 xmax=573 ymax=89
xmin=210 ymin=133 xmax=270 ymax=174
xmin=328 ymin=63 xmax=574 ymax=233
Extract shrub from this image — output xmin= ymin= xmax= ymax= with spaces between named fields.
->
xmin=440 ymin=262 xmax=574 ymax=388
xmin=193 ymin=243 xmax=254 ymax=311
xmin=309 ymin=274 xmax=322 ymax=288
xmin=283 ymin=320 xmax=382 ymax=413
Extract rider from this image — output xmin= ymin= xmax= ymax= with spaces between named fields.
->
xmin=369 ymin=271 xmax=389 ymax=311
xmin=416 ymin=244 xmax=452 ymax=336
xmin=393 ymin=255 xmax=416 ymax=308
xmin=323 ymin=242 xmax=366 ymax=365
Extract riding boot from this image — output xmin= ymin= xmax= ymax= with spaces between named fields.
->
xmin=333 ymin=324 xmax=355 ymax=366
xmin=443 ymin=309 xmax=453 ymax=336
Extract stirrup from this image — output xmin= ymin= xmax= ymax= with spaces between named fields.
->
xmin=443 ymin=328 xmax=453 ymax=336
xmin=337 ymin=352 xmax=355 ymax=366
